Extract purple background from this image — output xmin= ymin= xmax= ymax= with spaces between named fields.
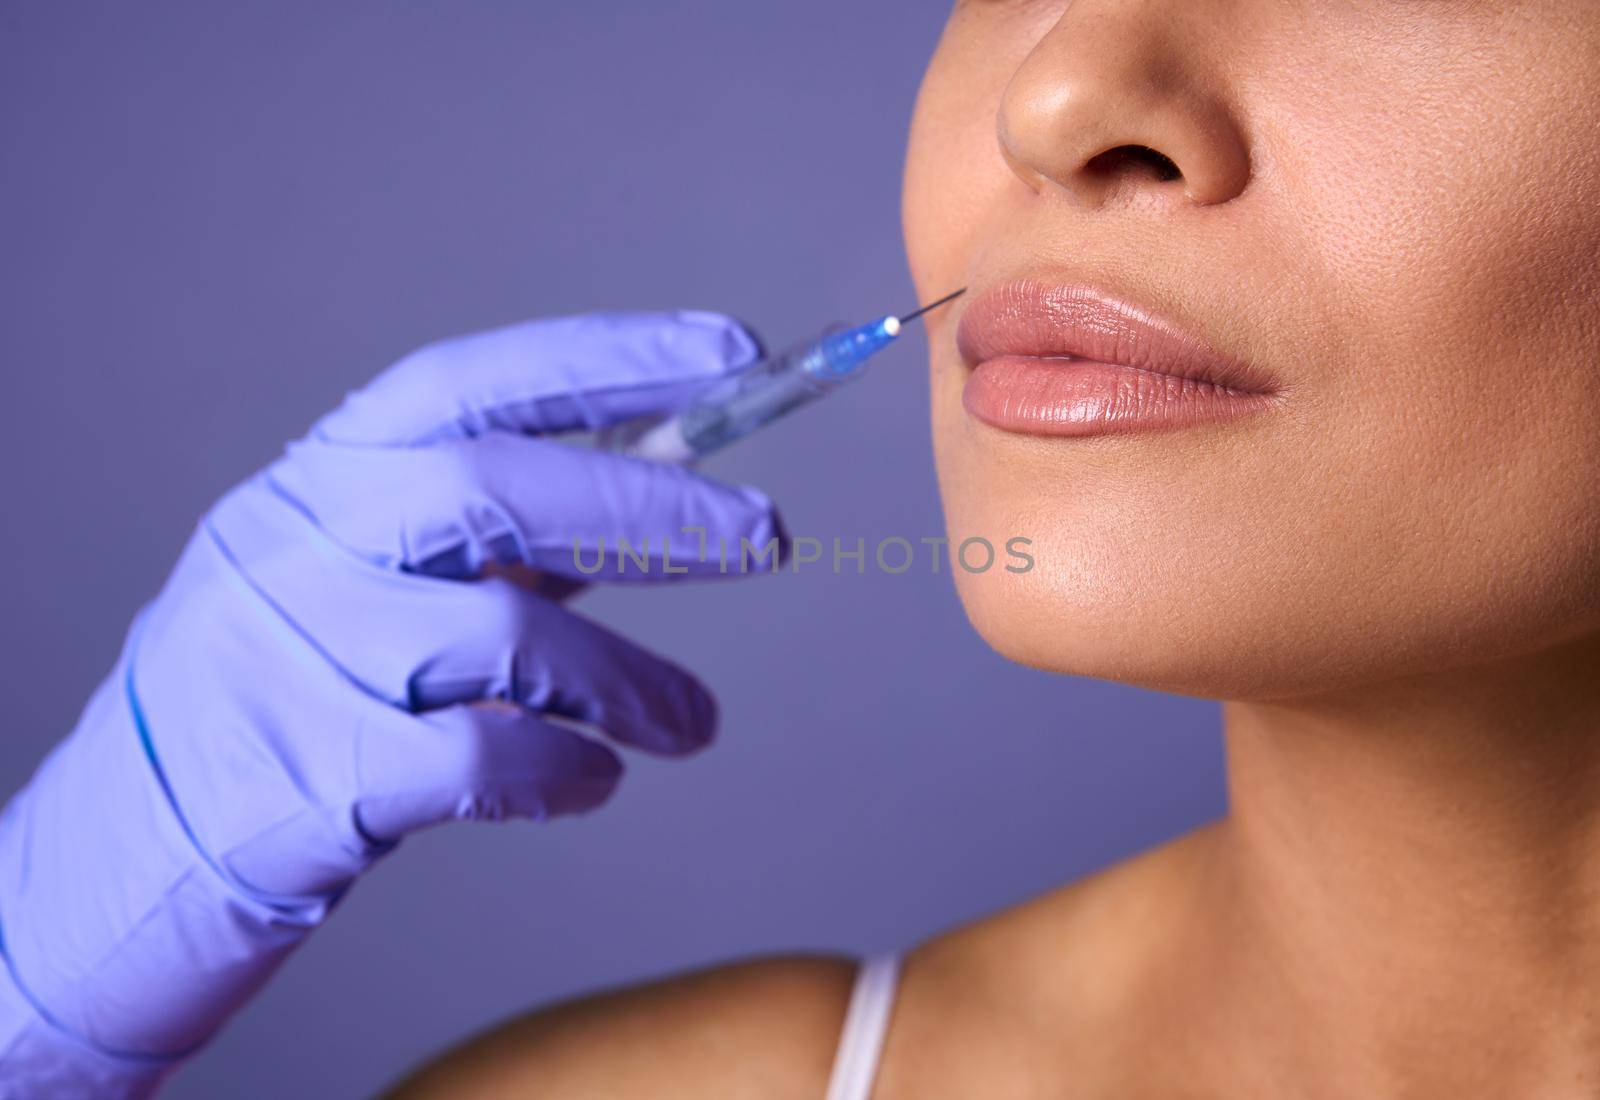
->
xmin=0 ymin=4 xmax=1224 ymax=1096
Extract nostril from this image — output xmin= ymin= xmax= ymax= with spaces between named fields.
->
xmin=1085 ymin=144 xmax=1184 ymax=183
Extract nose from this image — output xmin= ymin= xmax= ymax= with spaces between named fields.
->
xmin=997 ymin=3 xmax=1251 ymax=207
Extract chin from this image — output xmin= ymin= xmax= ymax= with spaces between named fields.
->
xmin=947 ymin=526 xmax=1600 ymax=707
xmin=936 ymin=472 xmax=1415 ymax=704
xmin=931 ymin=429 xmax=1321 ymax=702
xmin=947 ymin=553 xmax=1275 ymax=701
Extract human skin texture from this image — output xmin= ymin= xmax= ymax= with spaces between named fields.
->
xmin=388 ymin=4 xmax=1600 ymax=1097
xmin=907 ymin=0 xmax=1600 ymax=700
xmin=893 ymin=2 xmax=1600 ymax=1097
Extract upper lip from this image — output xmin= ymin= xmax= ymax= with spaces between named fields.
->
xmin=955 ymin=280 xmax=1278 ymax=396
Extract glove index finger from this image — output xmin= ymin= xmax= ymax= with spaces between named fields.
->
xmin=313 ymin=310 xmax=763 ymax=447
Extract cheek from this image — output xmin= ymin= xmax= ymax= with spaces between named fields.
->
xmin=1251 ymin=28 xmax=1600 ymax=658
xmin=1257 ymin=20 xmax=1600 ymax=379
xmin=902 ymin=116 xmax=996 ymax=308
xmin=903 ymin=17 xmax=1036 ymax=304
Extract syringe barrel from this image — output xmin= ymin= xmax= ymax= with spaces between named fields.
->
xmin=605 ymin=323 xmax=858 ymax=462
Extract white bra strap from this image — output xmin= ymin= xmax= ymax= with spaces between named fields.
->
xmin=823 ymin=953 xmax=902 ymax=1100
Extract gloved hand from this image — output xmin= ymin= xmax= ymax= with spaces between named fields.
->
xmin=0 ymin=311 xmax=785 ymax=1098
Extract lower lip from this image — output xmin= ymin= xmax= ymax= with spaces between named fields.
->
xmin=962 ymin=356 xmax=1276 ymax=438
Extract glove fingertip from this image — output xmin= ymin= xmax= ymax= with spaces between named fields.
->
xmin=667 ymin=672 xmax=721 ymax=756
xmin=547 ymin=743 xmax=626 ymax=817
xmin=673 ymin=309 xmax=766 ymax=370
xmin=683 ymin=678 xmax=720 ymax=752
xmin=599 ymin=668 xmax=720 ymax=759
xmin=733 ymin=488 xmax=791 ymax=567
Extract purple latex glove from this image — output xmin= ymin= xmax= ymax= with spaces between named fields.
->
xmin=0 ymin=312 xmax=785 ymax=1098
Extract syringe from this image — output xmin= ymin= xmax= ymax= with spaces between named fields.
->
xmin=605 ymin=288 xmax=966 ymax=463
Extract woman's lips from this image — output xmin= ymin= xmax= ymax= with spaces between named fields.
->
xmin=956 ymin=281 xmax=1280 ymax=438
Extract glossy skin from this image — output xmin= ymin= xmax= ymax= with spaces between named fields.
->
xmin=388 ymin=3 xmax=1600 ymax=1096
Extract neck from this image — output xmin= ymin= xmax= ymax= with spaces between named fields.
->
xmin=1211 ymin=635 xmax=1600 ymax=1096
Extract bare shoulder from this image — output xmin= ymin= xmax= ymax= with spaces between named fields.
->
xmin=380 ymin=953 xmax=858 ymax=1100
xmin=380 ymin=825 xmax=1224 ymax=1100
xmin=876 ymin=822 xmax=1226 ymax=1099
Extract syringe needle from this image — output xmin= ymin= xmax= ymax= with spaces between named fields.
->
xmin=610 ymin=290 xmax=969 ymax=462
xmin=897 ymin=287 xmax=967 ymax=326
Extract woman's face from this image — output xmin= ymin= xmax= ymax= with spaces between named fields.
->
xmin=905 ymin=0 xmax=1600 ymax=701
